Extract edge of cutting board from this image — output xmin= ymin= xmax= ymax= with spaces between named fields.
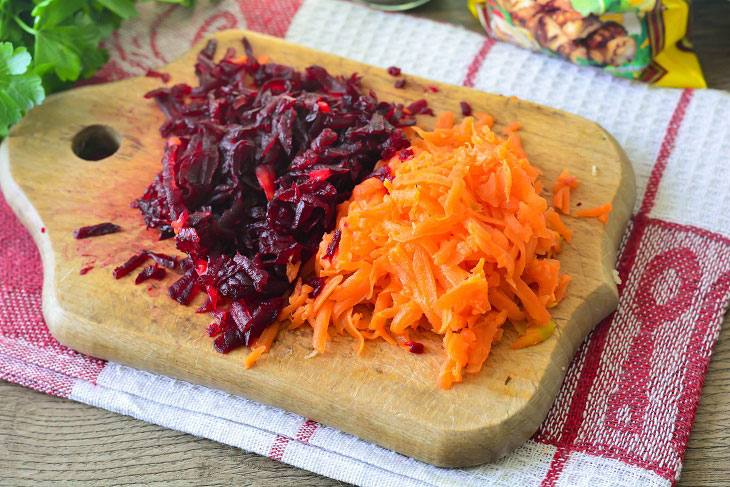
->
xmin=0 ymin=30 xmax=635 ymax=467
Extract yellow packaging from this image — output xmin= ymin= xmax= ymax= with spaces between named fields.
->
xmin=468 ymin=0 xmax=706 ymax=88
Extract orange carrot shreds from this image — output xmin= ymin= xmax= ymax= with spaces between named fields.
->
xmin=435 ymin=111 xmax=454 ymax=129
xmin=553 ymin=275 xmax=572 ymax=305
xmin=474 ymin=112 xmax=495 ymax=127
xmin=555 ymin=168 xmax=578 ymax=189
xmin=574 ymin=203 xmax=613 ymax=223
xmin=244 ymin=322 xmax=281 ymax=368
xmin=282 ymin=113 xmax=573 ymax=389
xmin=552 ymin=169 xmax=578 ymax=215
xmin=286 ymin=260 xmax=301 ymax=283
xmin=545 ymin=208 xmax=573 ymax=244
xmin=511 ymin=320 xmax=557 ymax=350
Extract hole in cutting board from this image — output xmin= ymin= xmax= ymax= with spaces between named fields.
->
xmin=72 ymin=125 xmax=121 ymax=161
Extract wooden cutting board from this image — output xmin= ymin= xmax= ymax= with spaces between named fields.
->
xmin=0 ymin=30 xmax=635 ymax=467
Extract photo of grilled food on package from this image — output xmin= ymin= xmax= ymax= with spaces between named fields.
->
xmin=469 ymin=0 xmax=706 ymax=88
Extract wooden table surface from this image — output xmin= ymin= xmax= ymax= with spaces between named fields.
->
xmin=1 ymin=0 xmax=728 ymax=485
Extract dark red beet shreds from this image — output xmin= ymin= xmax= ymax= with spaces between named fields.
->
xmin=146 ymin=69 xmax=171 ymax=83
xmin=136 ymin=264 xmax=166 ymax=284
xmin=144 ymin=251 xmax=178 ymax=269
xmin=74 ymin=222 xmax=120 ymax=239
xmin=398 ymin=148 xmax=414 ymax=161
xmin=460 ymin=101 xmax=472 ymax=116
xmin=387 ymin=66 xmax=401 ymax=76
xmin=405 ymin=341 xmax=424 ymax=354
xmin=113 ymin=253 xmax=147 ymax=279
xmin=394 ymin=79 xmax=406 ymax=89
xmin=324 ymin=229 xmax=341 ymax=261
xmin=168 ymin=268 xmax=199 ymax=305
xmin=132 ymin=38 xmax=428 ymax=353
xmin=367 ymin=165 xmax=393 ymax=183
xmin=305 ymin=277 xmax=325 ymax=299
xmin=196 ymin=286 xmax=220 ymax=313
xmin=406 ymin=99 xmax=434 ymax=116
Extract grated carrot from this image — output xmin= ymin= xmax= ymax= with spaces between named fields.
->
xmin=545 ymin=208 xmax=573 ymax=243
xmin=286 ymin=260 xmax=301 ymax=283
xmin=281 ymin=112 xmax=573 ymax=388
xmin=244 ymin=322 xmax=280 ymax=368
xmin=552 ymin=169 xmax=578 ymax=215
xmin=574 ymin=203 xmax=612 ymax=223
xmin=511 ymin=320 xmax=556 ymax=349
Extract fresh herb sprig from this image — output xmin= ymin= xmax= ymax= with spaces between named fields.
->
xmin=0 ymin=0 xmax=194 ymax=135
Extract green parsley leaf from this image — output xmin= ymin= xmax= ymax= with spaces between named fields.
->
xmin=0 ymin=0 xmax=196 ymax=135
xmin=0 ymin=39 xmax=30 ymax=75
xmin=95 ymin=0 xmax=139 ymax=20
xmin=141 ymin=0 xmax=195 ymax=5
xmin=31 ymin=0 xmax=87 ymax=30
xmin=33 ymin=26 xmax=83 ymax=80
xmin=0 ymin=42 xmax=44 ymax=136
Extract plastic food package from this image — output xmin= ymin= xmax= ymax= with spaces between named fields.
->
xmin=468 ymin=0 xmax=706 ymax=88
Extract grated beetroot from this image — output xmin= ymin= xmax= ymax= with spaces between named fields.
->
xmin=324 ymin=229 xmax=341 ymax=261
xmin=166 ymin=258 xmax=200 ymax=305
xmin=144 ymin=251 xmax=178 ymax=269
xmin=305 ymin=277 xmax=325 ymax=298
xmin=405 ymin=99 xmax=434 ymax=117
xmin=460 ymin=101 xmax=472 ymax=116
xmin=367 ymin=165 xmax=394 ymax=183
xmin=113 ymin=253 xmax=147 ymax=279
xmin=386 ymin=66 xmax=401 ymax=76
xmin=394 ymin=79 xmax=406 ymax=89
xmin=146 ymin=69 xmax=171 ymax=83
xmin=398 ymin=148 xmax=414 ymax=161
xmin=135 ymin=264 xmax=166 ymax=284
xmin=80 ymin=266 xmax=93 ymax=275
xmin=196 ymin=286 xmax=220 ymax=313
xmin=206 ymin=312 xmax=226 ymax=337
xmin=131 ymin=38 xmax=431 ymax=353
xmin=404 ymin=341 xmax=424 ymax=354
xmin=74 ymin=222 xmax=120 ymax=239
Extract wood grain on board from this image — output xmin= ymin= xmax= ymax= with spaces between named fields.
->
xmin=0 ymin=30 xmax=634 ymax=466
